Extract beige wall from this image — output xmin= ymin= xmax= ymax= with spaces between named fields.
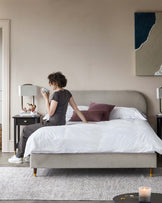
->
xmin=0 ymin=0 xmax=162 ymax=150
xmin=0 ymin=28 xmax=2 ymax=124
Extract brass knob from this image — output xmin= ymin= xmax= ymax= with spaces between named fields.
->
xmin=24 ymin=120 xmax=27 ymax=123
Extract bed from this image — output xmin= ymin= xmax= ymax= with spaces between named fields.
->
xmin=28 ymin=90 xmax=159 ymax=177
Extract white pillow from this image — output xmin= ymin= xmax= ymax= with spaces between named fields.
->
xmin=66 ymin=105 xmax=89 ymax=121
xmin=43 ymin=105 xmax=89 ymax=121
xmin=109 ymin=107 xmax=147 ymax=120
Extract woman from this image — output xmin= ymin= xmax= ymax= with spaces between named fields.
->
xmin=8 ymin=72 xmax=87 ymax=164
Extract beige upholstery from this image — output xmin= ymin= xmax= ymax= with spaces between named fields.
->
xmin=31 ymin=153 xmax=156 ymax=169
xmin=71 ymin=90 xmax=147 ymax=114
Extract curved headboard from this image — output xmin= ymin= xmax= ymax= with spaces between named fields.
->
xmin=71 ymin=90 xmax=147 ymax=115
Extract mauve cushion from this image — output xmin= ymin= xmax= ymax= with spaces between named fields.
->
xmin=69 ymin=110 xmax=106 ymax=122
xmin=88 ymin=102 xmax=115 ymax=120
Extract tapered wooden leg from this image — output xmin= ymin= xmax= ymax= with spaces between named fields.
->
xmin=150 ymin=168 xmax=153 ymax=177
xmin=33 ymin=168 xmax=37 ymax=177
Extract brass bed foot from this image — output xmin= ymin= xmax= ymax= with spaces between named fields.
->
xmin=33 ymin=168 xmax=37 ymax=177
xmin=150 ymin=168 xmax=153 ymax=177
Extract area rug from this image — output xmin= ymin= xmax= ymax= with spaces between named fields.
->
xmin=0 ymin=167 xmax=162 ymax=200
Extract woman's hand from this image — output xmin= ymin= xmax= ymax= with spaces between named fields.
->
xmin=69 ymin=97 xmax=88 ymax=123
xmin=41 ymin=90 xmax=49 ymax=100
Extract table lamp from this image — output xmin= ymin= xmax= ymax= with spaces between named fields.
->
xmin=157 ymin=87 xmax=162 ymax=114
xmin=18 ymin=84 xmax=37 ymax=114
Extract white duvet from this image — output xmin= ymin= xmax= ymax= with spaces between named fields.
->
xmin=24 ymin=119 xmax=162 ymax=157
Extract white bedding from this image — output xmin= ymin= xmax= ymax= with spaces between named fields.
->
xmin=24 ymin=119 xmax=162 ymax=157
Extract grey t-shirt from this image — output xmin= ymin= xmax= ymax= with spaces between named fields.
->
xmin=49 ymin=89 xmax=72 ymax=125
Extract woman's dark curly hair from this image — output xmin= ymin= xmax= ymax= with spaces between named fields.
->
xmin=48 ymin=72 xmax=67 ymax=88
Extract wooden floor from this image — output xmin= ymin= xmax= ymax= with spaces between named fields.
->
xmin=0 ymin=152 xmax=29 ymax=167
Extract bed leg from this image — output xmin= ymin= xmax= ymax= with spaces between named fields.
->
xmin=150 ymin=168 xmax=153 ymax=177
xmin=33 ymin=168 xmax=37 ymax=177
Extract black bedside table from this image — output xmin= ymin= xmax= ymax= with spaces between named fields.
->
xmin=157 ymin=114 xmax=162 ymax=139
xmin=12 ymin=115 xmax=41 ymax=154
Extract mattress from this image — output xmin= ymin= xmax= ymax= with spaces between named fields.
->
xmin=24 ymin=119 xmax=162 ymax=157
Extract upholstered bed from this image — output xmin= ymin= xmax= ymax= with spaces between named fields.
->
xmin=30 ymin=90 xmax=157 ymax=177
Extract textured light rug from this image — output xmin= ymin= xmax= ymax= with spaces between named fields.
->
xmin=0 ymin=167 xmax=162 ymax=200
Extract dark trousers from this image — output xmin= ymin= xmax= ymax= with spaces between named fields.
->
xmin=17 ymin=121 xmax=55 ymax=158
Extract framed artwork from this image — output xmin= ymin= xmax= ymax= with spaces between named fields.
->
xmin=135 ymin=12 xmax=162 ymax=76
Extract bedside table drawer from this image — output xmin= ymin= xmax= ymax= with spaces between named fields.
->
xmin=17 ymin=118 xmax=35 ymax=125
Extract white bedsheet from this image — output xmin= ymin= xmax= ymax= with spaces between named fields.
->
xmin=24 ymin=119 xmax=162 ymax=157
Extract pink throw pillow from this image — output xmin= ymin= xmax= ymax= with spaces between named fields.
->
xmin=88 ymin=102 xmax=115 ymax=120
xmin=69 ymin=110 xmax=106 ymax=122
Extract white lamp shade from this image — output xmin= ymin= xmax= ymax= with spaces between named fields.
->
xmin=18 ymin=85 xmax=37 ymax=96
xmin=157 ymin=87 xmax=162 ymax=99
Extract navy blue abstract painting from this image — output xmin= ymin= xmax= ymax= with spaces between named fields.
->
xmin=135 ymin=12 xmax=155 ymax=49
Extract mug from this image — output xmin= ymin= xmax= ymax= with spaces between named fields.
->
xmin=41 ymin=88 xmax=49 ymax=94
